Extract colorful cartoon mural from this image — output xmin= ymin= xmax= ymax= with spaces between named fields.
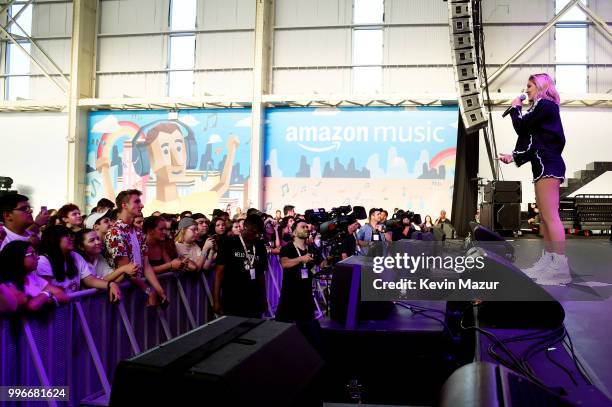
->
xmin=86 ymin=109 xmax=252 ymax=215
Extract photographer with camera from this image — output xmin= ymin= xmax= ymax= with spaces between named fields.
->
xmin=276 ymin=219 xmax=327 ymax=351
xmin=340 ymin=219 xmax=361 ymax=259
xmin=356 ymin=208 xmax=385 ymax=255
xmin=391 ymin=212 xmax=417 ymax=241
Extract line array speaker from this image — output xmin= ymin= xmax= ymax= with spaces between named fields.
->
xmin=447 ymin=0 xmax=488 ymax=133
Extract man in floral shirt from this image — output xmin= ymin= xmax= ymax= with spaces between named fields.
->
xmin=105 ymin=189 xmax=166 ymax=307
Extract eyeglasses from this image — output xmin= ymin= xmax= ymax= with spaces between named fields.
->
xmin=24 ymin=252 xmax=39 ymax=258
xmin=13 ymin=205 xmax=33 ymax=213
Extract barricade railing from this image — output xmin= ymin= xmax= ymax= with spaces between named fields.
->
xmin=0 ymin=256 xmax=285 ymax=407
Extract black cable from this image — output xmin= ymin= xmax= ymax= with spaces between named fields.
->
xmin=489 ymin=327 xmax=565 ymax=376
xmin=520 ymin=328 xmax=568 ymax=380
xmin=395 ymin=302 xmax=453 ymax=338
xmin=564 ymin=332 xmax=593 ymax=385
xmin=546 ymin=347 xmax=578 ymax=386
xmin=460 ymin=315 xmax=550 ymax=389
xmin=397 ymin=301 xmax=446 ymax=315
xmin=487 ymin=324 xmax=586 ymax=390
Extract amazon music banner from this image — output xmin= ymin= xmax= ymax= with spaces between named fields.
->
xmin=263 ymin=106 xmax=459 ymax=218
xmin=85 ymin=109 xmax=252 ymax=215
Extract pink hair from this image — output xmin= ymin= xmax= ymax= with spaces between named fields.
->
xmin=529 ymin=73 xmax=560 ymax=105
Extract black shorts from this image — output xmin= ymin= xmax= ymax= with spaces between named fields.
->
xmin=531 ymin=150 xmax=565 ymax=183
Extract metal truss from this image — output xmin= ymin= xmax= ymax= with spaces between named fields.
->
xmin=485 ymin=0 xmax=612 ymax=89
xmin=0 ymin=0 xmax=69 ymax=95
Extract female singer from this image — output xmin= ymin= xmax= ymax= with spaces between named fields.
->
xmin=498 ymin=73 xmax=570 ymax=285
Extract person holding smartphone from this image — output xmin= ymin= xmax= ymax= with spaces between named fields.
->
xmin=0 ymin=194 xmax=49 ymax=250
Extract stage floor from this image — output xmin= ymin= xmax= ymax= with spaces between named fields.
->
xmin=512 ymin=237 xmax=612 ymax=397
xmin=318 ymin=237 xmax=612 ymax=403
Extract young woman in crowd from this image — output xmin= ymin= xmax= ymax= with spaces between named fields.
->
xmin=74 ymin=228 xmax=137 ymax=286
xmin=210 ymin=216 xmax=227 ymax=252
xmin=228 ymin=219 xmax=243 ymax=236
xmin=175 ymin=218 xmax=216 ymax=272
xmin=57 ymin=204 xmax=83 ymax=232
xmin=263 ymin=215 xmax=281 ymax=255
xmin=36 ymin=225 xmax=121 ymax=302
xmin=279 ymin=216 xmax=295 ymax=247
xmin=143 ymin=216 xmax=185 ymax=274
xmin=0 ymin=240 xmax=69 ymax=312
xmin=211 ymin=216 xmax=226 ymax=238
xmin=161 ymin=214 xmax=179 ymax=259
xmin=420 ymin=215 xmax=434 ymax=233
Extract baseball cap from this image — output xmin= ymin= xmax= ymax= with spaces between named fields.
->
xmin=85 ymin=210 xmax=111 ymax=229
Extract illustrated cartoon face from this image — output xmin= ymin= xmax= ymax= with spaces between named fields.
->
xmin=147 ymin=128 xmax=187 ymax=183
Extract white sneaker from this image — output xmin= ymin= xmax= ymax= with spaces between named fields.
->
xmin=537 ymin=253 xmax=572 ymax=286
xmin=522 ymin=250 xmax=552 ymax=280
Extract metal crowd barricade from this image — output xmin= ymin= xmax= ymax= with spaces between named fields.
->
xmin=0 ymin=254 xmax=284 ymax=407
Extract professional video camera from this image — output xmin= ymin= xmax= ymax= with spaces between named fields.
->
xmin=382 ymin=209 xmax=422 ymax=232
xmin=304 ymin=205 xmax=367 ymax=265
xmin=305 ymin=205 xmax=366 ymax=239
xmin=0 ymin=176 xmax=17 ymax=198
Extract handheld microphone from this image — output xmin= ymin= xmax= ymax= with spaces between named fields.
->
xmin=502 ymin=94 xmax=526 ymax=118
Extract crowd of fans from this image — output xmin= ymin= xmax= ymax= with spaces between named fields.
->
xmin=0 ymin=190 xmax=454 ymax=331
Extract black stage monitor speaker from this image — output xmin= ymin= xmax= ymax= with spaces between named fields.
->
xmin=110 ymin=316 xmax=323 ymax=407
xmin=484 ymin=180 xmax=522 ymax=204
xmin=480 ymin=202 xmax=520 ymax=232
xmin=469 ymin=221 xmax=515 ymax=262
xmin=331 ymin=257 xmax=394 ymax=326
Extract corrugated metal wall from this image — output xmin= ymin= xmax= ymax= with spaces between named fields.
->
xmin=1 ymin=0 xmax=611 ymax=99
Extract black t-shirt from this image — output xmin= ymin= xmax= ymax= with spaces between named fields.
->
xmin=276 ymin=242 xmax=316 ymax=323
xmin=216 ymin=235 xmax=268 ymax=318
xmin=341 ymin=233 xmax=357 ymax=257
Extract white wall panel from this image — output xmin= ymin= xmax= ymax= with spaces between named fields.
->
xmin=591 ymin=0 xmax=612 ymax=20
xmin=384 ymin=67 xmax=455 ymax=94
xmin=96 ymin=73 xmax=167 ymax=98
xmin=588 ymin=26 xmax=612 ymax=93
xmin=486 ymin=66 xmax=556 ymax=93
xmin=28 ymin=77 xmax=68 ymax=99
xmin=274 ymin=29 xmax=351 ymax=66
xmin=483 ymin=28 xmax=554 ymax=65
xmin=99 ymin=0 xmax=169 ymax=34
xmin=481 ymin=0 xmax=553 ymax=23
xmin=0 ymin=112 xmax=69 ymax=210
xmin=273 ymin=69 xmax=350 ymax=94
xmin=384 ymin=27 xmax=452 ymax=65
xmin=196 ymin=32 xmax=254 ymax=68
xmin=194 ymin=71 xmax=253 ymax=96
xmin=97 ymin=36 xmax=167 ymax=71
xmin=198 ymin=0 xmax=255 ymax=30
xmin=275 ymin=0 xmax=352 ymax=27
xmin=385 ymin=0 xmax=447 ymax=24
xmin=29 ymin=39 xmax=72 ymax=75
xmin=32 ymin=1 xmax=73 ymax=36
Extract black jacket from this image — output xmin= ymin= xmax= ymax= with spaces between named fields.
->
xmin=510 ymin=99 xmax=565 ymax=166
